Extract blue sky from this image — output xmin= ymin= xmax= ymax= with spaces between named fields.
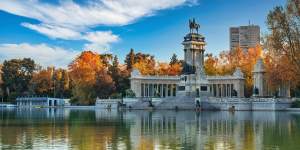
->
xmin=0 ymin=0 xmax=285 ymax=67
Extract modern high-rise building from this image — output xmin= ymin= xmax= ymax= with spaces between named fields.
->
xmin=230 ymin=25 xmax=260 ymax=51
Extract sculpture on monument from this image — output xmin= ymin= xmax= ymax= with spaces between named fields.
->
xmin=189 ymin=18 xmax=200 ymax=33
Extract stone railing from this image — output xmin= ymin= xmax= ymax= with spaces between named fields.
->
xmin=206 ymin=97 xmax=292 ymax=103
xmin=96 ymin=99 xmax=122 ymax=103
xmin=131 ymin=75 xmax=180 ymax=80
xmin=16 ymin=97 xmax=49 ymax=101
xmin=207 ymin=75 xmax=244 ymax=80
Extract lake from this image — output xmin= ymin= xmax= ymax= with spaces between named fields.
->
xmin=0 ymin=108 xmax=300 ymax=150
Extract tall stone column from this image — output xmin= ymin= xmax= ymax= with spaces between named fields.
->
xmin=224 ymin=84 xmax=227 ymax=97
xmin=147 ymin=84 xmax=150 ymax=97
xmin=170 ymin=84 xmax=173 ymax=97
xmin=216 ymin=84 xmax=219 ymax=97
xmin=229 ymin=84 xmax=232 ymax=97
xmin=143 ymin=84 xmax=146 ymax=97
xmin=151 ymin=84 xmax=154 ymax=97
xmin=163 ymin=84 xmax=168 ymax=97
xmin=220 ymin=84 xmax=223 ymax=97
xmin=227 ymin=84 xmax=229 ymax=97
xmin=160 ymin=84 xmax=163 ymax=98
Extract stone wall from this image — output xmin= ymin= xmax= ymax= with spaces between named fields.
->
xmin=96 ymin=97 xmax=292 ymax=111
xmin=201 ymin=97 xmax=292 ymax=111
xmin=95 ymin=99 xmax=122 ymax=109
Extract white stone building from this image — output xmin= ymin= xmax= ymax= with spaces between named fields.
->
xmin=130 ymin=20 xmax=245 ymax=99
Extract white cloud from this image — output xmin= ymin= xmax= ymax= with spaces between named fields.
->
xmin=0 ymin=0 xmax=196 ymax=66
xmin=0 ymin=43 xmax=79 ymax=68
xmin=0 ymin=0 xmax=195 ymax=48
xmin=84 ymin=31 xmax=119 ymax=45
xmin=83 ymin=31 xmax=119 ymax=52
xmin=20 ymin=23 xmax=119 ymax=52
xmin=0 ymin=0 xmax=194 ymax=28
xmin=21 ymin=23 xmax=82 ymax=40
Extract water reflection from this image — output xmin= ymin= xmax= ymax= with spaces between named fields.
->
xmin=0 ymin=108 xmax=300 ymax=150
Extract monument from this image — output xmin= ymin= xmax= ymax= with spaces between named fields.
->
xmin=130 ymin=19 xmax=245 ymax=99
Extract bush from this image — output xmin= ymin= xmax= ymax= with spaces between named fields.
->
xmin=125 ymin=89 xmax=135 ymax=98
xmin=110 ymin=93 xmax=122 ymax=99
xmin=7 ymin=92 xmax=18 ymax=102
xmin=291 ymin=100 xmax=300 ymax=108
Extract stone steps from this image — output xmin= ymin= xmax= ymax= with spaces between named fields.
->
xmin=155 ymin=96 xmax=196 ymax=110
xmin=125 ymin=96 xmax=197 ymax=110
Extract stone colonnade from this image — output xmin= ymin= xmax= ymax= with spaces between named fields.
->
xmin=141 ymin=83 xmax=177 ymax=97
xmin=210 ymin=84 xmax=234 ymax=97
xmin=207 ymin=77 xmax=245 ymax=98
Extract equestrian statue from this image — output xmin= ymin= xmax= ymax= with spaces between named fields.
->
xmin=189 ymin=18 xmax=200 ymax=33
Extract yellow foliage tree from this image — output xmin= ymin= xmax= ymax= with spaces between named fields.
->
xmin=30 ymin=67 xmax=53 ymax=95
xmin=69 ymin=51 xmax=105 ymax=104
xmin=204 ymin=45 xmax=262 ymax=97
xmin=168 ymin=63 xmax=182 ymax=76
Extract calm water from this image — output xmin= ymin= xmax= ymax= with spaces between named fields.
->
xmin=0 ymin=108 xmax=300 ymax=150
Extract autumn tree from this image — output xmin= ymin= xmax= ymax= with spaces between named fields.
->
xmin=168 ymin=63 xmax=182 ymax=76
xmin=95 ymin=70 xmax=115 ymax=99
xmin=29 ymin=67 xmax=53 ymax=96
xmin=133 ymin=53 xmax=156 ymax=75
xmin=203 ymin=45 xmax=262 ymax=97
xmin=29 ymin=67 xmax=71 ymax=98
xmin=69 ymin=51 xmax=111 ymax=105
xmin=204 ymin=53 xmax=218 ymax=76
xmin=168 ymin=54 xmax=182 ymax=75
xmin=264 ymin=0 xmax=300 ymax=95
xmin=156 ymin=63 xmax=169 ymax=75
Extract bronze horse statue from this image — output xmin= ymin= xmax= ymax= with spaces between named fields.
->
xmin=189 ymin=18 xmax=200 ymax=33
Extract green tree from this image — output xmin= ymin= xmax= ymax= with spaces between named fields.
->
xmin=1 ymin=58 xmax=35 ymax=101
xmin=109 ymin=55 xmax=130 ymax=96
xmin=169 ymin=53 xmax=179 ymax=65
xmin=100 ymin=54 xmax=113 ymax=68
xmin=125 ymin=48 xmax=135 ymax=70
xmin=53 ymin=69 xmax=70 ymax=98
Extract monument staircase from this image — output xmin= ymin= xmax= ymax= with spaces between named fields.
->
xmin=154 ymin=96 xmax=196 ymax=110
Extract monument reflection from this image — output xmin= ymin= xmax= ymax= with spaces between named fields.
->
xmin=0 ymin=108 xmax=300 ymax=150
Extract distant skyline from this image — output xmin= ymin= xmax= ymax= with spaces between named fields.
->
xmin=0 ymin=0 xmax=285 ymax=67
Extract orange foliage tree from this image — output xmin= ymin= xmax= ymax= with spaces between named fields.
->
xmin=29 ymin=67 xmax=71 ymax=98
xmin=132 ymin=53 xmax=156 ymax=75
xmin=156 ymin=62 xmax=182 ymax=76
xmin=29 ymin=67 xmax=53 ymax=95
xmin=204 ymin=45 xmax=262 ymax=97
xmin=264 ymin=0 xmax=300 ymax=95
xmin=69 ymin=51 xmax=115 ymax=104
